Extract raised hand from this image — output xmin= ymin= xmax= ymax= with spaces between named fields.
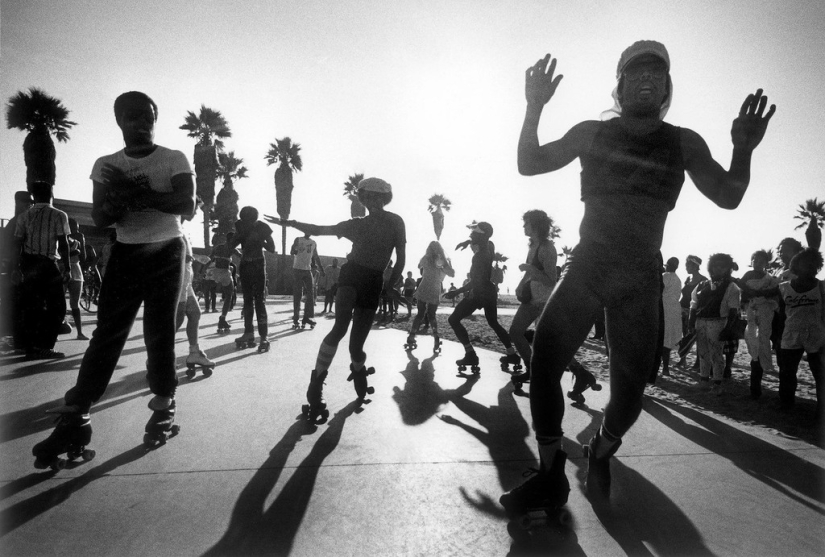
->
xmin=731 ymin=89 xmax=776 ymax=151
xmin=525 ymin=54 xmax=564 ymax=106
xmin=263 ymin=214 xmax=282 ymax=225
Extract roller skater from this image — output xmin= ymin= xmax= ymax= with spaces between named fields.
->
xmin=509 ymin=40 xmax=773 ymax=506
xmin=144 ymin=395 xmax=180 ymax=448
xmin=217 ymin=316 xmax=231 ymax=333
xmin=445 ymin=222 xmax=515 ymax=373
xmin=291 ymin=232 xmax=323 ymax=328
xmin=302 ymin=318 xmax=316 ymax=330
xmin=257 ymin=337 xmax=271 ymax=353
xmin=566 ymin=360 xmax=602 ymax=405
xmin=404 ymin=333 xmax=418 ymax=351
xmin=347 ymin=364 xmax=376 ymax=400
xmin=235 ymin=332 xmax=256 ymax=349
xmin=186 ymin=350 xmax=215 ymax=378
xmin=500 ymin=353 xmax=523 ymax=372
xmin=265 ymin=177 xmax=405 ymax=421
xmin=302 ymin=369 xmax=330 ymax=424
xmin=32 ymin=407 xmax=96 ymax=470
xmin=456 ymin=351 xmax=480 ymax=375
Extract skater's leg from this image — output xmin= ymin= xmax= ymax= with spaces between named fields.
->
xmin=510 ymin=303 xmax=541 ymax=368
xmin=757 ymin=305 xmax=776 ymax=371
xmin=292 ymin=268 xmax=303 ymax=322
xmin=301 ymin=271 xmax=315 ymax=320
xmin=240 ymin=264 xmax=255 ymax=333
xmin=778 ymin=348 xmax=804 ymax=407
xmin=447 ymin=297 xmax=477 ymax=347
xmin=410 ymin=300 xmax=427 ymax=335
xmin=426 ymin=303 xmax=439 ymax=336
xmin=349 ymin=305 xmax=377 ymax=364
xmin=483 ymin=299 xmax=513 ymax=350
xmin=184 ymin=294 xmax=201 ymax=346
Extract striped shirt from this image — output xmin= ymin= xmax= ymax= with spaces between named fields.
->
xmin=14 ymin=203 xmax=70 ymax=260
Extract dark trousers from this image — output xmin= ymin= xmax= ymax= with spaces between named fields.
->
xmin=292 ymin=268 xmax=315 ymax=321
xmin=20 ymin=254 xmax=66 ymax=351
xmin=66 ymin=238 xmax=184 ymax=412
xmin=240 ymin=259 xmax=268 ymax=337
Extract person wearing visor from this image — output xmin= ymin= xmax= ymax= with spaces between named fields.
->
xmin=266 ymin=177 xmax=406 ymax=423
xmin=500 ymin=41 xmax=775 ymax=515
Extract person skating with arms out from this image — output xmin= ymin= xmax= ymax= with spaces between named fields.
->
xmin=32 ymin=91 xmax=197 ymax=467
xmin=500 ymin=41 xmax=774 ymax=515
xmin=265 ymin=178 xmax=405 ymax=422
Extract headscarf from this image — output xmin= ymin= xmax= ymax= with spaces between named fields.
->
xmin=600 ymin=40 xmax=673 ymax=121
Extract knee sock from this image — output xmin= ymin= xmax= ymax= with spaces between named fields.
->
xmin=594 ymin=423 xmax=621 ymax=460
xmin=315 ymin=342 xmax=338 ymax=373
xmin=351 ymin=355 xmax=366 ymax=371
xmin=536 ymin=436 xmax=562 ymax=471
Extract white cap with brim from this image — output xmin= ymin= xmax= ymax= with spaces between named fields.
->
xmin=357 ymin=177 xmax=392 ymax=194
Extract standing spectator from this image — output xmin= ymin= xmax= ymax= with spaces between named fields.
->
xmin=740 ymin=249 xmax=780 ymax=398
xmin=230 ymin=206 xmax=275 ymax=349
xmin=201 ymin=260 xmax=217 ymax=313
xmin=66 ymin=218 xmax=89 ymax=340
xmin=12 ymin=181 xmax=70 ymax=359
xmin=321 ymin=258 xmax=340 ymax=314
xmin=33 ymin=91 xmax=197 ymax=466
xmin=689 ymin=254 xmax=741 ymax=394
xmin=403 ymin=271 xmax=417 ymax=312
xmin=447 ymin=282 xmax=457 ymax=307
xmin=406 ymin=241 xmax=454 ymax=352
xmin=677 ymin=255 xmax=707 ymax=367
xmin=291 ymin=232 xmax=322 ymax=328
xmin=660 ymin=257 xmax=683 ymax=375
xmin=1 ymin=191 xmax=32 ymax=351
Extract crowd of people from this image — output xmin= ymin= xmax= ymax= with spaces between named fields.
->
xmin=4 ymin=40 xmax=823 ymax=532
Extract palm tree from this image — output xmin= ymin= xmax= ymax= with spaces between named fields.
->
xmin=428 ymin=194 xmax=452 ymax=240
xmin=794 ymin=197 xmax=825 ymax=249
xmin=265 ymin=137 xmax=303 ymax=254
xmin=180 ymin=105 xmax=231 ymax=246
xmin=560 ymin=246 xmax=573 ymax=261
xmin=212 ymin=151 xmax=247 ymax=244
xmin=5 ymin=87 xmax=76 ymax=188
xmin=343 ymin=173 xmax=366 ymax=218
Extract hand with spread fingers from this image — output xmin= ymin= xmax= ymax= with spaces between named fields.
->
xmin=731 ymin=88 xmax=776 ymax=151
xmin=525 ymin=54 xmax=564 ymax=107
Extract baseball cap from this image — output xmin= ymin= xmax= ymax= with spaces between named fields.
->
xmin=357 ymin=177 xmax=392 ymax=194
xmin=616 ymin=40 xmax=670 ymax=78
xmin=467 ymin=221 xmax=493 ymax=237
xmin=686 ymin=255 xmax=702 ymax=266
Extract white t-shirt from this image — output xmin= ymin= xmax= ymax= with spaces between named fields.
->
xmin=90 ymin=146 xmax=193 ymax=244
xmin=292 ymin=237 xmax=317 ymax=270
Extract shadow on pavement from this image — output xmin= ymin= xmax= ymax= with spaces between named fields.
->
xmin=204 ymin=400 xmax=359 ymax=556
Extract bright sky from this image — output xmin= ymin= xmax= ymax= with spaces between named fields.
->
xmin=3 ymin=0 xmax=824 ymax=289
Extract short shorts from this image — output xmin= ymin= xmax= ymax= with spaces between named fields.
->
xmin=337 ymin=261 xmax=384 ymax=311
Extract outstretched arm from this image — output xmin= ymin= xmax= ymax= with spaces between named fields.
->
xmin=683 ymin=89 xmax=776 ymax=210
xmin=263 ymin=215 xmax=339 ymax=237
xmin=518 ymin=54 xmax=594 ymax=175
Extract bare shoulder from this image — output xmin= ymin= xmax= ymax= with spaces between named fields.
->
xmin=567 ymin=120 xmax=600 ymax=148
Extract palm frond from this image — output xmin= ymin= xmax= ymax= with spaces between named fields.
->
xmin=5 ymin=87 xmax=76 ymax=141
xmin=343 ymin=173 xmax=365 ymax=196
xmin=265 ymin=136 xmax=303 ymax=172
xmin=179 ymin=105 xmax=231 ymax=144
xmin=428 ymin=193 xmax=451 ymax=212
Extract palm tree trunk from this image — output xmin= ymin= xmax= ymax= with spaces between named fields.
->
xmin=203 ymin=202 xmax=212 ymax=247
xmin=806 ymin=216 xmax=821 ymax=249
xmin=282 ymin=225 xmax=287 ymax=257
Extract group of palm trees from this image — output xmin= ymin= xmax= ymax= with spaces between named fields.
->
xmin=5 ymin=87 xmax=825 ymax=264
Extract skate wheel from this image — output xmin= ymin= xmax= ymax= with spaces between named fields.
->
xmin=556 ymin=509 xmax=572 ymax=527
xmin=301 ymin=404 xmax=311 ymax=419
xmin=472 ymin=366 xmax=481 ymax=373
xmin=458 ymin=365 xmax=466 ymax=372
xmin=203 ymin=367 xmax=214 ymax=377
xmin=82 ymin=449 xmax=96 ymax=461
xmin=366 ymin=387 xmax=375 ymax=395
xmin=591 ymin=383 xmax=603 ymax=391
xmin=52 ymin=458 xmax=66 ymax=471
xmin=186 ymin=368 xmax=196 ymax=379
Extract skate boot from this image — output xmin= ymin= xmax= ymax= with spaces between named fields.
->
xmin=217 ymin=316 xmax=231 ymax=333
xmin=749 ymin=360 xmax=763 ymax=400
xmin=347 ymin=364 xmax=376 ymax=400
xmin=257 ymin=336 xmax=271 ymax=353
xmin=511 ymin=368 xmax=531 ymax=392
xmin=32 ymin=407 xmax=95 ymax=471
xmin=500 ymin=450 xmax=571 ymax=528
xmin=583 ymin=428 xmax=622 ymax=504
xmin=433 ymin=335 xmax=442 ymax=354
xmin=500 ymin=353 xmax=523 ymax=372
xmin=302 ymin=318 xmax=316 ymax=330
xmin=456 ymin=351 xmax=480 ymax=375
xmin=291 ymin=319 xmax=301 ymax=330
xmin=144 ymin=395 xmax=180 ymax=448
xmin=404 ymin=333 xmax=417 ymax=351
xmin=567 ymin=363 xmax=602 ymax=405
xmin=186 ymin=350 xmax=215 ymax=378
xmin=302 ymin=369 xmax=330 ymax=424
xmin=235 ymin=331 xmax=256 ymax=349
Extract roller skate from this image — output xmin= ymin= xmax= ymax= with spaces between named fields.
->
xmin=144 ymin=395 xmax=180 ymax=448
xmin=301 ymin=369 xmax=330 ymax=424
xmin=235 ymin=331 xmax=256 ymax=349
xmin=500 ymin=352 xmax=523 ymax=372
xmin=186 ymin=350 xmax=215 ymax=379
xmin=32 ymin=406 xmax=96 ymax=471
xmin=511 ymin=369 xmax=530 ymax=392
xmin=583 ymin=428 xmax=622 ymax=504
xmin=749 ymin=360 xmax=763 ymax=400
xmin=456 ymin=351 xmax=480 ymax=376
xmin=500 ymin=450 xmax=572 ymax=538
xmin=403 ymin=333 xmax=417 ymax=351
xmin=217 ymin=316 xmax=231 ymax=334
xmin=433 ymin=335 xmax=442 ymax=354
xmin=291 ymin=319 xmax=301 ymax=330
xmin=257 ymin=337 xmax=271 ymax=353
xmin=302 ymin=318 xmax=316 ymax=330
xmin=347 ymin=364 xmax=376 ymax=400
xmin=566 ymin=363 xmax=601 ymax=405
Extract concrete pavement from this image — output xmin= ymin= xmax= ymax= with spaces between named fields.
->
xmin=1 ymin=296 xmax=824 ymax=556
